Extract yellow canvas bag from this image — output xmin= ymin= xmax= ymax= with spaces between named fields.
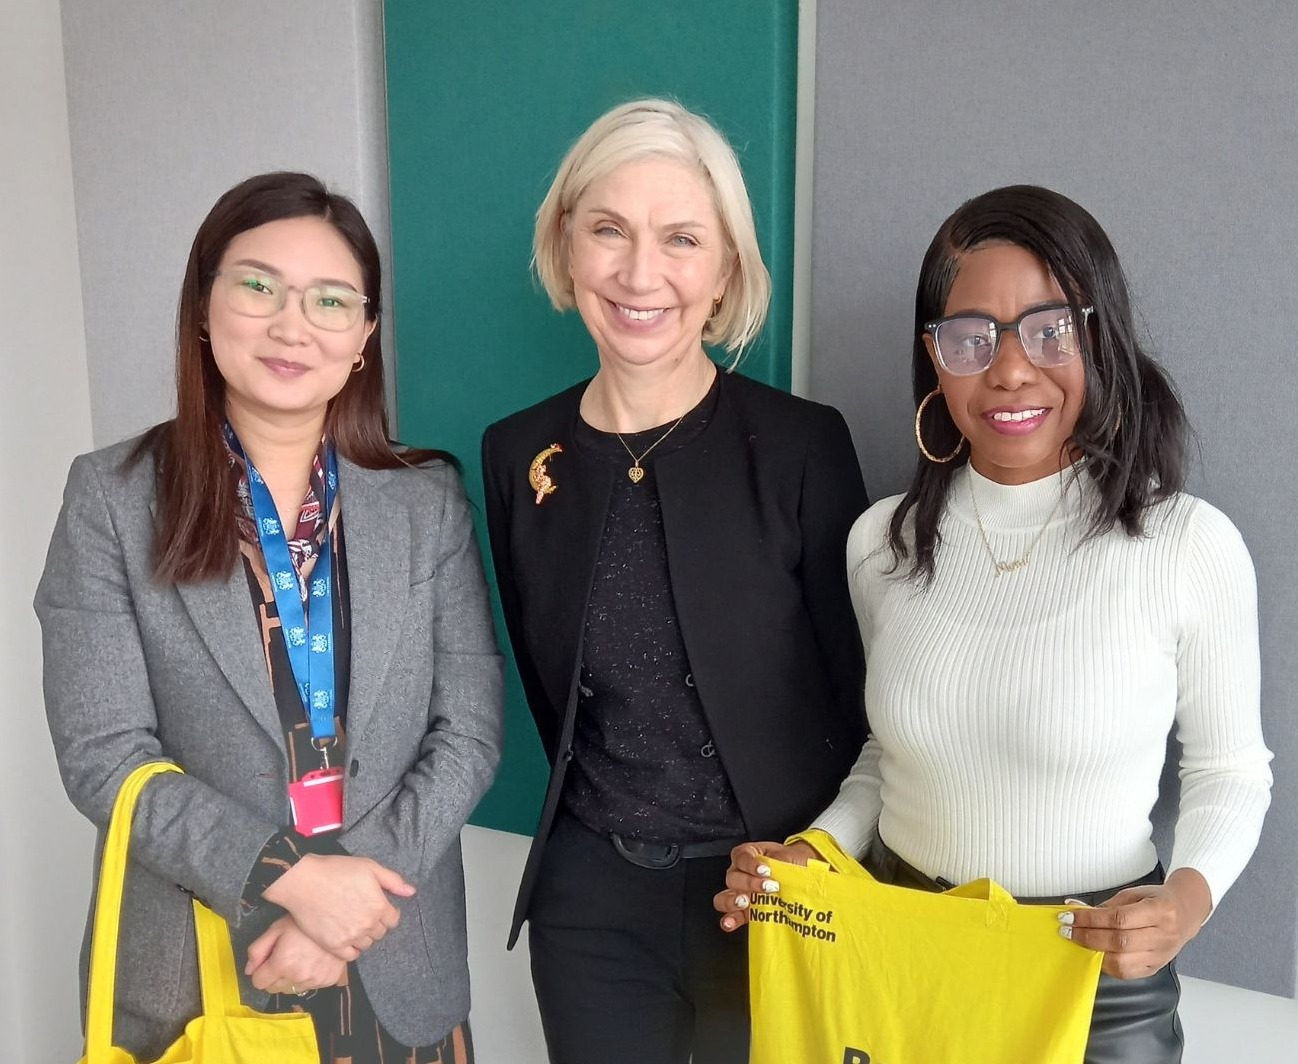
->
xmin=78 ymin=761 xmax=319 ymax=1064
xmin=747 ymin=830 xmax=1103 ymax=1064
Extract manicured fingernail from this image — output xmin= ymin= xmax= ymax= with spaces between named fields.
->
xmin=722 ymin=917 xmax=735 ymax=930
xmin=755 ymin=864 xmax=771 ymax=877
xmin=1059 ymin=925 xmax=1073 ymax=940
xmin=735 ymin=894 xmax=749 ymax=909
xmin=1064 ymin=898 xmax=1088 ymax=907
xmin=762 ymin=879 xmax=780 ymax=893
xmin=1057 ymin=911 xmax=1075 ymax=925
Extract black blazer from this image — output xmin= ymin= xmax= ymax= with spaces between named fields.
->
xmin=482 ymin=371 xmax=868 ymax=946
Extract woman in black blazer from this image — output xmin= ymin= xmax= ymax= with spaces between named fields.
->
xmin=481 ymin=99 xmax=868 ymax=1064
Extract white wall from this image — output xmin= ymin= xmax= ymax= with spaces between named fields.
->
xmin=0 ymin=1 xmax=97 ymax=1060
xmin=462 ymin=827 xmax=547 ymax=1059
xmin=1179 ymin=975 xmax=1298 ymax=1061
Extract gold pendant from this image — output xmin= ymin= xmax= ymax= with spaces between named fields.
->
xmin=529 ymin=443 xmax=563 ymax=504
xmin=993 ymin=558 xmax=1029 ymax=576
xmin=627 ymin=465 xmax=645 ymax=484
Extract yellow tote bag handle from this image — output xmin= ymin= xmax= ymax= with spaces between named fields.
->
xmin=791 ymin=828 xmax=1016 ymax=924
xmin=193 ymin=899 xmax=247 ymax=1018
xmin=80 ymin=761 xmax=318 ymax=1064
xmin=83 ymin=762 xmax=185 ymax=1060
xmin=789 ymin=828 xmax=867 ymax=875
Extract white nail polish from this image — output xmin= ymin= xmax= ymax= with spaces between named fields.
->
xmin=762 ymin=879 xmax=780 ymax=892
xmin=1058 ymin=911 xmax=1075 ymax=925
xmin=1059 ymin=925 xmax=1073 ymax=940
xmin=1064 ymin=897 xmax=1088 ymax=907
xmin=736 ymin=895 xmax=749 ymax=909
xmin=755 ymin=864 xmax=771 ymax=877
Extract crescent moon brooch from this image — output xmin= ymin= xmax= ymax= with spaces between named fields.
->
xmin=528 ymin=443 xmax=564 ymax=505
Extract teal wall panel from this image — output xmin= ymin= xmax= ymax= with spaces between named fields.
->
xmin=385 ymin=1 xmax=798 ymax=834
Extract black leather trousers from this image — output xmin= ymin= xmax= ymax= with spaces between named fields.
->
xmin=863 ymin=834 xmax=1185 ymax=1064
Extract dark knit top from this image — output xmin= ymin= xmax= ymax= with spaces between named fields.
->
xmin=561 ymin=374 xmax=746 ymax=844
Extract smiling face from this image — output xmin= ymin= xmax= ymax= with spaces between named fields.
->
xmin=566 ymin=157 xmax=732 ymax=372
xmin=925 ymin=242 xmax=1086 ymax=484
xmin=207 ymin=215 xmax=376 ymax=427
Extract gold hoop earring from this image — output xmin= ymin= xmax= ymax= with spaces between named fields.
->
xmin=352 ymin=353 xmax=365 ymax=374
xmin=710 ymin=294 xmax=723 ymax=318
xmin=915 ymin=387 xmax=965 ymax=463
xmin=198 ymin=326 xmax=210 ymax=343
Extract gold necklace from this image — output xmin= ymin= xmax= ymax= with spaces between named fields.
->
xmin=610 ymin=366 xmax=714 ymax=483
xmin=616 ymin=414 xmax=688 ymax=483
xmin=967 ymin=472 xmax=1066 ymax=576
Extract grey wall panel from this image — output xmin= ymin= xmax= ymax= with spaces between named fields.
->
xmin=60 ymin=0 xmax=395 ymax=448
xmin=811 ymin=0 xmax=1297 ymax=995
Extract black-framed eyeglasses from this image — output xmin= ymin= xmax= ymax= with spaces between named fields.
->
xmin=923 ymin=303 xmax=1092 ymax=376
xmin=214 ymin=269 xmax=371 ymax=332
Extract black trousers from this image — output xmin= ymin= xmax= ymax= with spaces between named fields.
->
xmin=864 ymin=834 xmax=1185 ymax=1064
xmin=527 ymin=813 xmax=749 ymax=1064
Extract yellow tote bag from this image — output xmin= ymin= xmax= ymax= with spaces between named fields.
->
xmin=747 ymin=830 xmax=1103 ymax=1064
xmin=78 ymin=761 xmax=319 ymax=1064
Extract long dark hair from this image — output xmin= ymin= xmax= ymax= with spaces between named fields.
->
xmin=133 ymin=171 xmax=448 ymax=584
xmin=888 ymin=184 xmax=1188 ymax=584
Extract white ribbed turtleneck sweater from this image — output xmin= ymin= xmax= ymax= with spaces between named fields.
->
xmin=812 ymin=464 xmax=1272 ymax=906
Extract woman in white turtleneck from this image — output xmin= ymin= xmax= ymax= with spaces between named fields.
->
xmin=715 ymin=185 xmax=1272 ymax=1064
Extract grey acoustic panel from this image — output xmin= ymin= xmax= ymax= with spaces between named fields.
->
xmin=811 ymin=0 xmax=1297 ymax=995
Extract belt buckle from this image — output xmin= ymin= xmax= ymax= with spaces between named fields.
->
xmin=610 ymin=833 xmax=681 ymax=870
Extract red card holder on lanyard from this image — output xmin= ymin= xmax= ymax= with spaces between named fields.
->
xmin=288 ymin=766 xmax=344 ymax=836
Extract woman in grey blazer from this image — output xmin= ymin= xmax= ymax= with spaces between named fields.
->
xmin=36 ymin=172 xmax=502 ymax=1063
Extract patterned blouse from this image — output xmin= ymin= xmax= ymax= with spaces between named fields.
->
xmin=228 ymin=436 xmax=473 ymax=1064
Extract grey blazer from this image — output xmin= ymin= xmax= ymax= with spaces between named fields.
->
xmin=35 ymin=437 xmax=503 ymax=1055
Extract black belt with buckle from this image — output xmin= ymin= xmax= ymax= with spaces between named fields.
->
xmin=609 ymin=833 xmax=743 ymax=870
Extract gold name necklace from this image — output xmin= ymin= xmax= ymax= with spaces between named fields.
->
xmin=968 ymin=472 xmax=1066 ymax=576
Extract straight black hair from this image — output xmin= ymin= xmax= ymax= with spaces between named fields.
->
xmin=889 ymin=185 xmax=1189 ymax=584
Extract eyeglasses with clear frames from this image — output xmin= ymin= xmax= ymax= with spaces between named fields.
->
xmin=923 ymin=303 xmax=1092 ymax=376
xmin=214 ymin=268 xmax=370 ymax=332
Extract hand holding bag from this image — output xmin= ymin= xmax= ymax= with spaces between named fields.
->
xmin=747 ymin=829 xmax=1104 ymax=1064
xmin=78 ymin=761 xmax=319 ymax=1064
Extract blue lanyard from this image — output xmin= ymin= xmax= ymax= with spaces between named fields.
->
xmin=226 ymin=426 xmax=338 ymax=750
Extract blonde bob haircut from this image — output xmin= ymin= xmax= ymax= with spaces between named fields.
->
xmin=533 ymin=98 xmax=772 ymax=363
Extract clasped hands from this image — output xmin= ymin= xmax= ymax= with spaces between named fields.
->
xmin=244 ymin=853 xmax=415 ymax=996
xmin=714 ymin=842 xmax=1213 ymax=980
